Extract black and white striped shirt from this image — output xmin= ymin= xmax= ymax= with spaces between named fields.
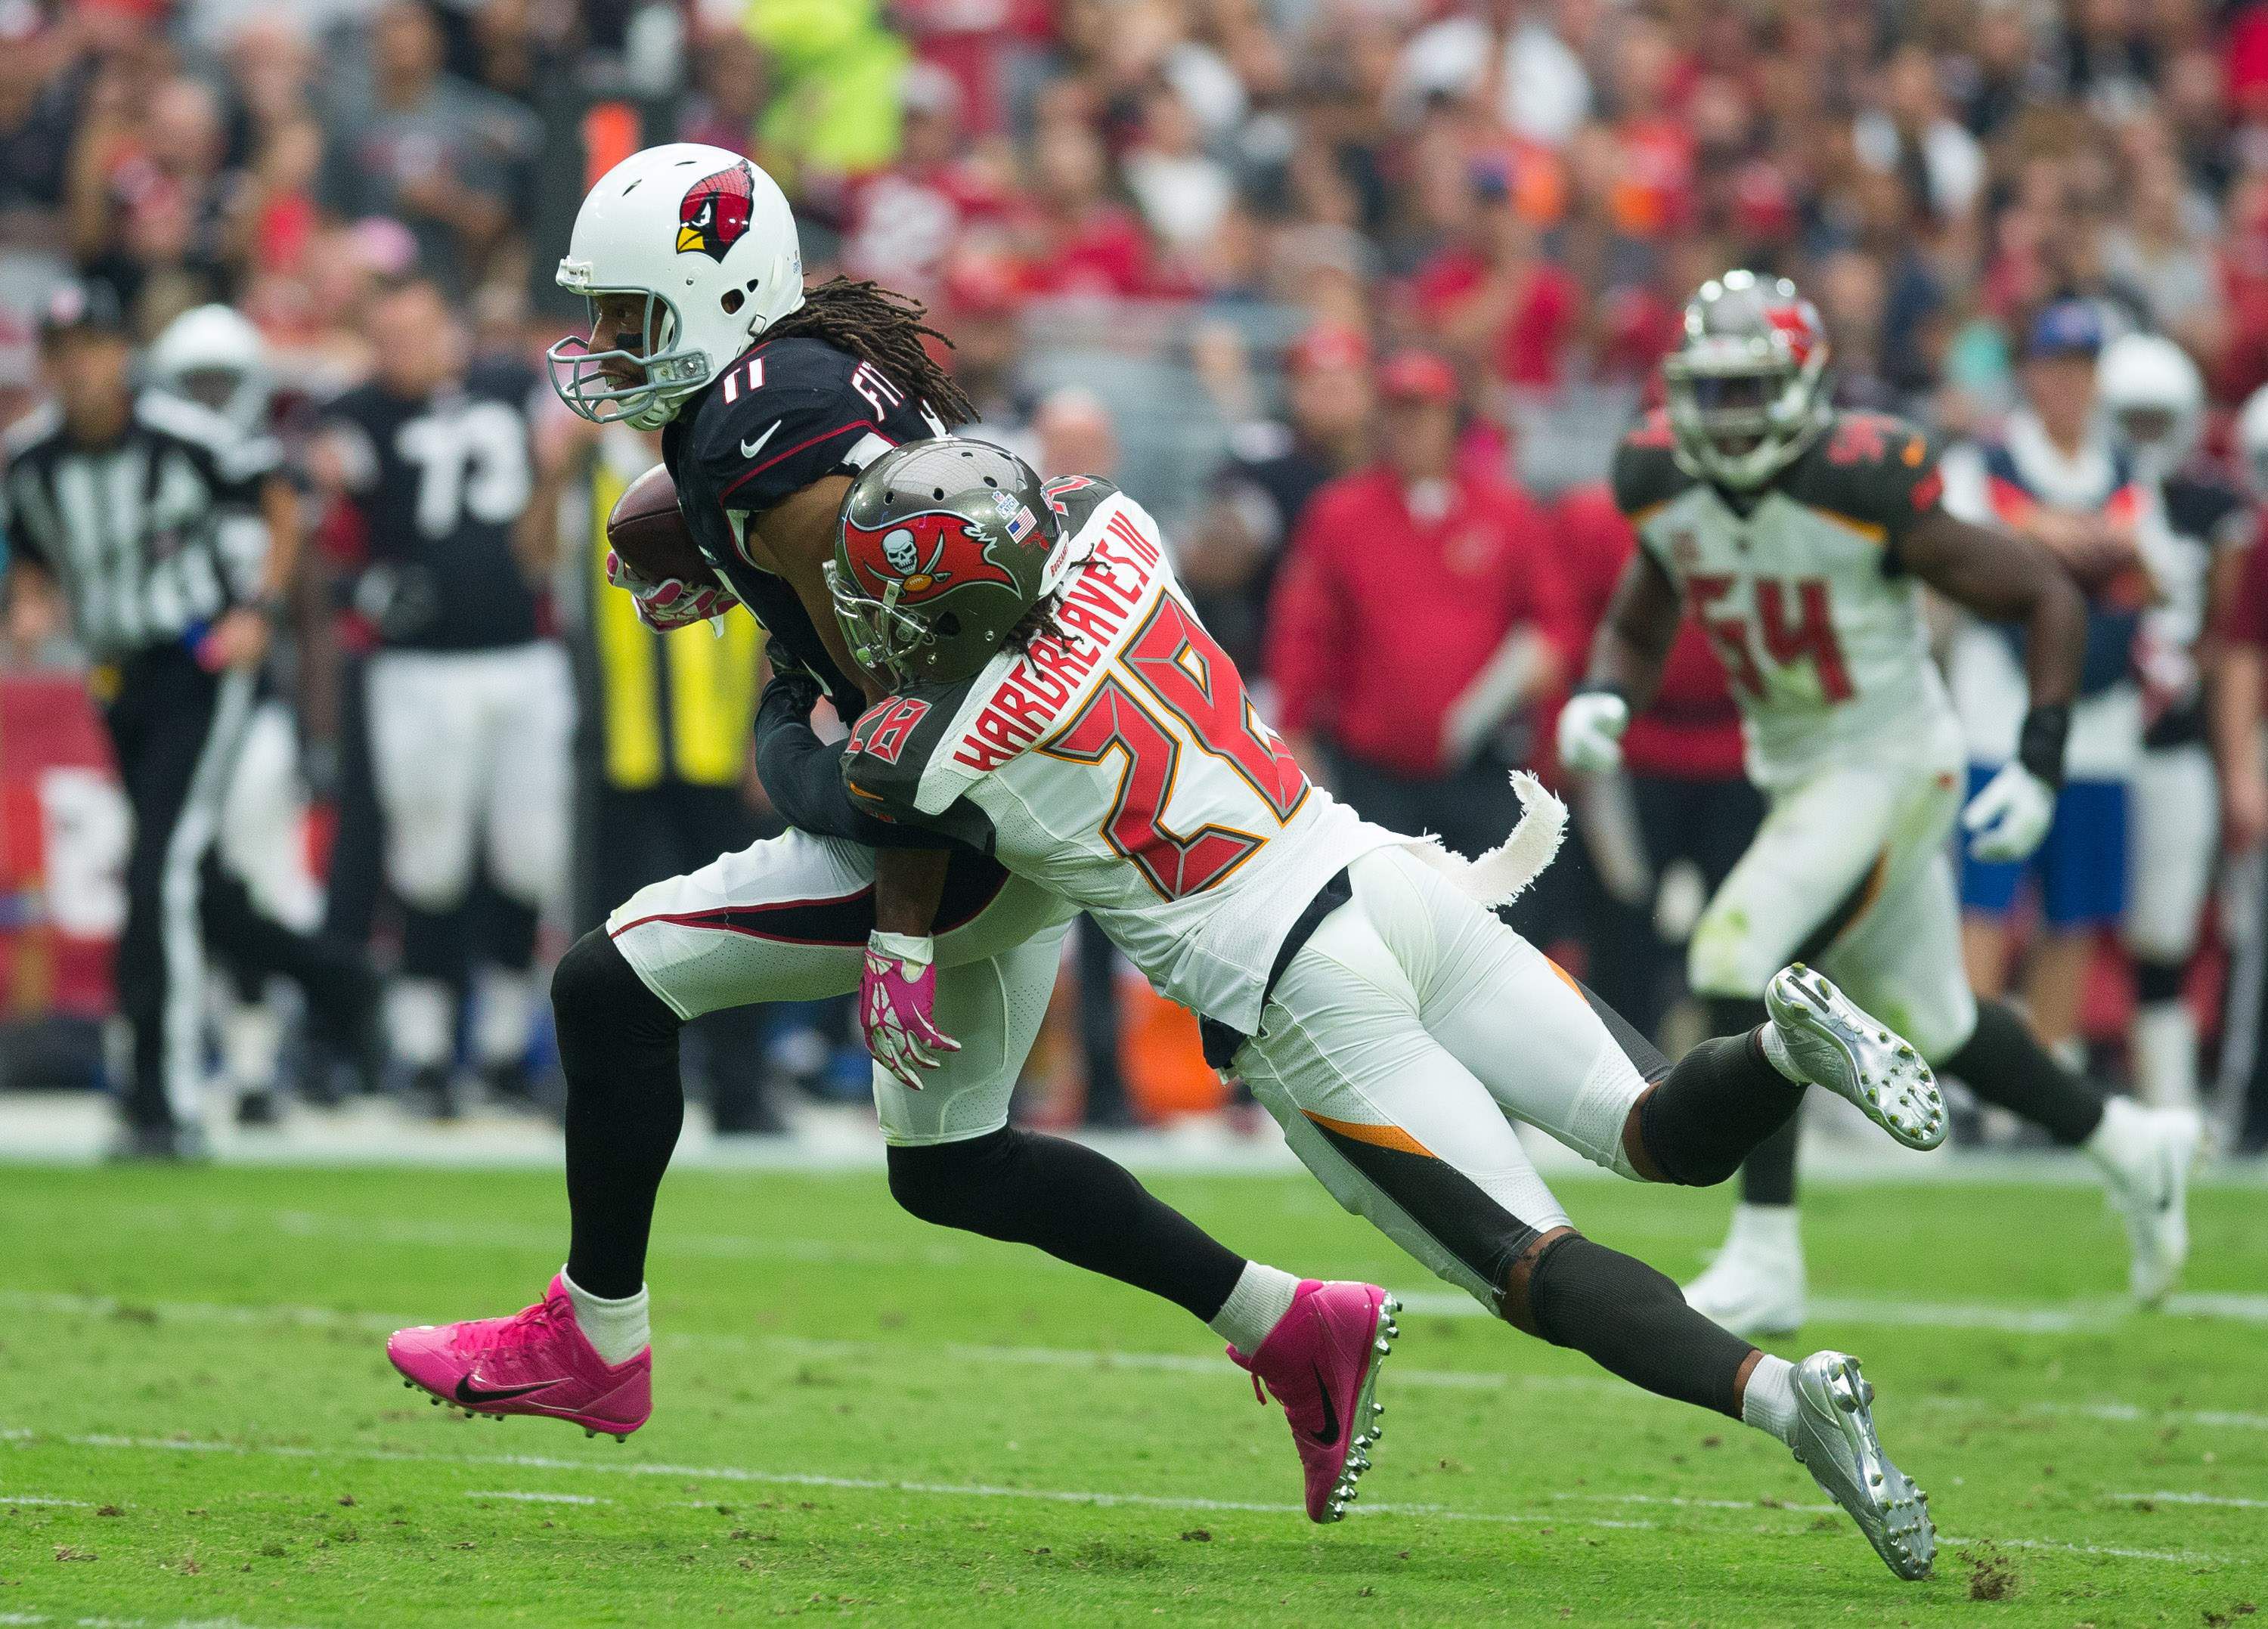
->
xmin=1 ymin=390 xmax=274 ymax=660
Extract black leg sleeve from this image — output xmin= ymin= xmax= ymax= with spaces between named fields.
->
xmin=1935 ymin=998 xmax=2107 ymax=1146
xmin=1527 ymin=1233 xmax=1758 ymax=1419
xmin=1701 ymin=997 xmax=1802 ymax=1206
xmin=556 ymin=929 xmax=685 ymax=1298
xmin=887 ymin=1129 xmax=1247 ymax=1323
xmin=1637 ymin=1031 xmax=1805 ymax=1187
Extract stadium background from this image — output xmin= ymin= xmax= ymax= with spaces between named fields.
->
xmin=1 ymin=0 xmax=2266 ymax=1152
xmin=2 ymin=5 xmax=2267 ymax=1627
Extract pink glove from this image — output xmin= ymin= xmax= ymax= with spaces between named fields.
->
xmin=860 ymin=931 xmax=960 ymax=1089
xmin=606 ymin=548 xmax=741 ymax=632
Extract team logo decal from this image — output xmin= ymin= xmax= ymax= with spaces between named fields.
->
xmin=678 ymin=163 xmax=755 ymax=262
xmin=844 ymin=510 xmax=1018 ymax=604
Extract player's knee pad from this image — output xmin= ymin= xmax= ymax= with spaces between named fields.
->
xmin=553 ymin=929 xmax=678 ymax=1064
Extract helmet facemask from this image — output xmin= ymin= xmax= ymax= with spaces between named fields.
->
xmin=1663 ymin=335 xmax=1829 ymax=490
xmin=547 ymin=283 xmax=714 ymax=430
xmin=825 ymin=560 xmax=939 ymax=689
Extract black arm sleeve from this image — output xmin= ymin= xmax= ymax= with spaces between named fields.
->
xmin=752 ymin=676 xmax=956 ymax=850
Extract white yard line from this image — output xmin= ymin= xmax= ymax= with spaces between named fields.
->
xmin=2109 ymin=1490 xmax=2268 ymax=1509
xmin=0 ymin=1617 xmax=310 ymax=1629
xmin=2 ymin=1425 xmax=2242 ymax=1567
xmin=10 ymin=1287 xmax=2266 ymax=1432
xmin=0 ymin=1494 xmax=93 ymax=1506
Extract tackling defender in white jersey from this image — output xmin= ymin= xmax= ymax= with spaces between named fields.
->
xmin=1557 ymin=271 xmax=2203 ymax=1334
xmin=792 ymin=437 xmax=1955 ymax=1581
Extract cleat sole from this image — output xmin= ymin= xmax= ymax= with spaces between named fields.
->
xmin=1768 ymin=966 xmax=1945 ymax=1151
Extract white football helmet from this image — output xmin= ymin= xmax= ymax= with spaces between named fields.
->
xmin=2236 ymin=383 xmax=2268 ymax=498
xmin=549 ymin=143 xmax=804 ymax=429
xmin=149 ymin=303 xmax=271 ymax=437
xmin=2099 ymin=331 xmax=2204 ymax=473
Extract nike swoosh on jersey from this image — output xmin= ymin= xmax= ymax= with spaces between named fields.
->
xmin=739 ymin=423 xmax=782 ymax=460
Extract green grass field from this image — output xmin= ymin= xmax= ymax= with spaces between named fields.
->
xmin=0 ymin=1160 xmax=2261 ymax=1627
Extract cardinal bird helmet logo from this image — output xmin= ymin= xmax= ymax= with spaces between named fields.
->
xmin=677 ymin=163 xmax=756 ymax=262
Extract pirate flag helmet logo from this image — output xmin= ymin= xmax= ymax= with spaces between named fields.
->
xmin=677 ymin=162 xmax=756 ymax=262
xmin=843 ymin=509 xmax=1022 ymax=606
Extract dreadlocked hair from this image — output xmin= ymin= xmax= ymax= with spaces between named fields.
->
xmin=766 ymin=275 xmax=976 ymax=428
xmin=1002 ymin=591 xmax=1070 ymax=661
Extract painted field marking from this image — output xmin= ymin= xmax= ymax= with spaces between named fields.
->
xmin=8 ymin=1289 xmax=2265 ymax=1431
xmin=2108 ymin=1490 xmax=2268 ymax=1509
xmin=2 ymin=1424 xmax=2241 ymax=1568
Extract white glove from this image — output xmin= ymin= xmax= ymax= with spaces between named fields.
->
xmin=1556 ymin=689 xmax=1630 ymax=774
xmin=1962 ymin=761 xmax=2057 ymax=863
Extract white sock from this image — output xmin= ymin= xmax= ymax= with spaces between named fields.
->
xmin=1757 ymin=1022 xmax=1805 ymax=1082
xmin=1724 ymin=1201 xmax=1802 ymax=1258
xmin=1208 ymin=1262 xmax=1303 ymax=1355
xmin=2082 ymin=1092 xmax=2149 ymax=1178
xmin=1740 ymin=1352 xmax=1800 ymax=1447
xmin=561 ymin=1269 xmax=651 ymax=1366
xmin=476 ymin=968 xmax=537 ymax=1067
xmin=388 ymin=978 xmax=454 ymax=1071
xmin=2132 ymin=1001 xmax=2201 ymax=1111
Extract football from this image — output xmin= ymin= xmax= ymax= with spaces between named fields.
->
xmin=607 ymin=462 xmax=720 ymax=588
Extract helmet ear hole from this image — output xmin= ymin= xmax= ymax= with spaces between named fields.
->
xmin=720 ymin=289 xmax=745 ymax=315
xmin=936 ymin=612 xmax=962 ymax=636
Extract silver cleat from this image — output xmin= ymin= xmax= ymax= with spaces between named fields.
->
xmin=1787 ymin=1351 xmax=1934 ymax=1581
xmin=1765 ymin=965 xmax=1945 ymax=1151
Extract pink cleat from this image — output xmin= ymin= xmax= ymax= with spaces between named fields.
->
xmin=387 ymin=1274 xmax=651 ymax=1440
xmin=1228 ymin=1280 xmax=1399 ymax=1522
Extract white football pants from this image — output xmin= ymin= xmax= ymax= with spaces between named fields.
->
xmin=1235 ymin=847 xmax=1659 ymax=1310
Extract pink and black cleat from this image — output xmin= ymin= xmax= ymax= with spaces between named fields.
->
xmin=386 ymin=1274 xmax=651 ymax=1441
xmin=1228 ymin=1279 xmax=1399 ymax=1522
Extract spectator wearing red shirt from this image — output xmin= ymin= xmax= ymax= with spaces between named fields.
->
xmin=1412 ymin=166 xmax=1579 ymax=390
xmin=1552 ymin=481 xmax=1761 ymax=1039
xmin=1267 ymin=349 xmax=1568 ymax=863
xmin=1012 ymin=121 xmax=1168 ymax=299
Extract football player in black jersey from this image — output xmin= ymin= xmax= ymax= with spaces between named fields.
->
xmin=388 ymin=149 xmax=1376 ymax=1507
xmin=315 ymin=274 xmax=571 ymax=1120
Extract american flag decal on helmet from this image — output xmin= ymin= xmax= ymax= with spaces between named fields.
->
xmin=1005 ymin=504 xmax=1037 ymax=544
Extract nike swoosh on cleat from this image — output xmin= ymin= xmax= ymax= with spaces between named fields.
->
xmin=454 ymin=1374 xmax=560 ymax=1405
xmin=739 ymin=423 xmax=781 ymax=460
xmin=1309 ymin=1362 xmax=1341 ymax=1448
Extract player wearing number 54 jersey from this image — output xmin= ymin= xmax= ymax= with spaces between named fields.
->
xmin=1560 ymin=272 xmax=2204 ymax=1333
xmin=807 ymin=439 xmax=1958 ymax=1581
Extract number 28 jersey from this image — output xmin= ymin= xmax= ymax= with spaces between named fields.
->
xmin=839 ymin=479 xmax=1398 ymax=1033
xmin=1612 ymin=407 xmax=1963 ymax=791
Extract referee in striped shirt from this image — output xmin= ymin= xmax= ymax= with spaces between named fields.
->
xmin=0 ymin=283 xmax=373 ymax=1157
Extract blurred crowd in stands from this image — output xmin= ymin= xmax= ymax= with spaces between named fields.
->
xmin=5 ymin=0 xmax=2268 ymax=1151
